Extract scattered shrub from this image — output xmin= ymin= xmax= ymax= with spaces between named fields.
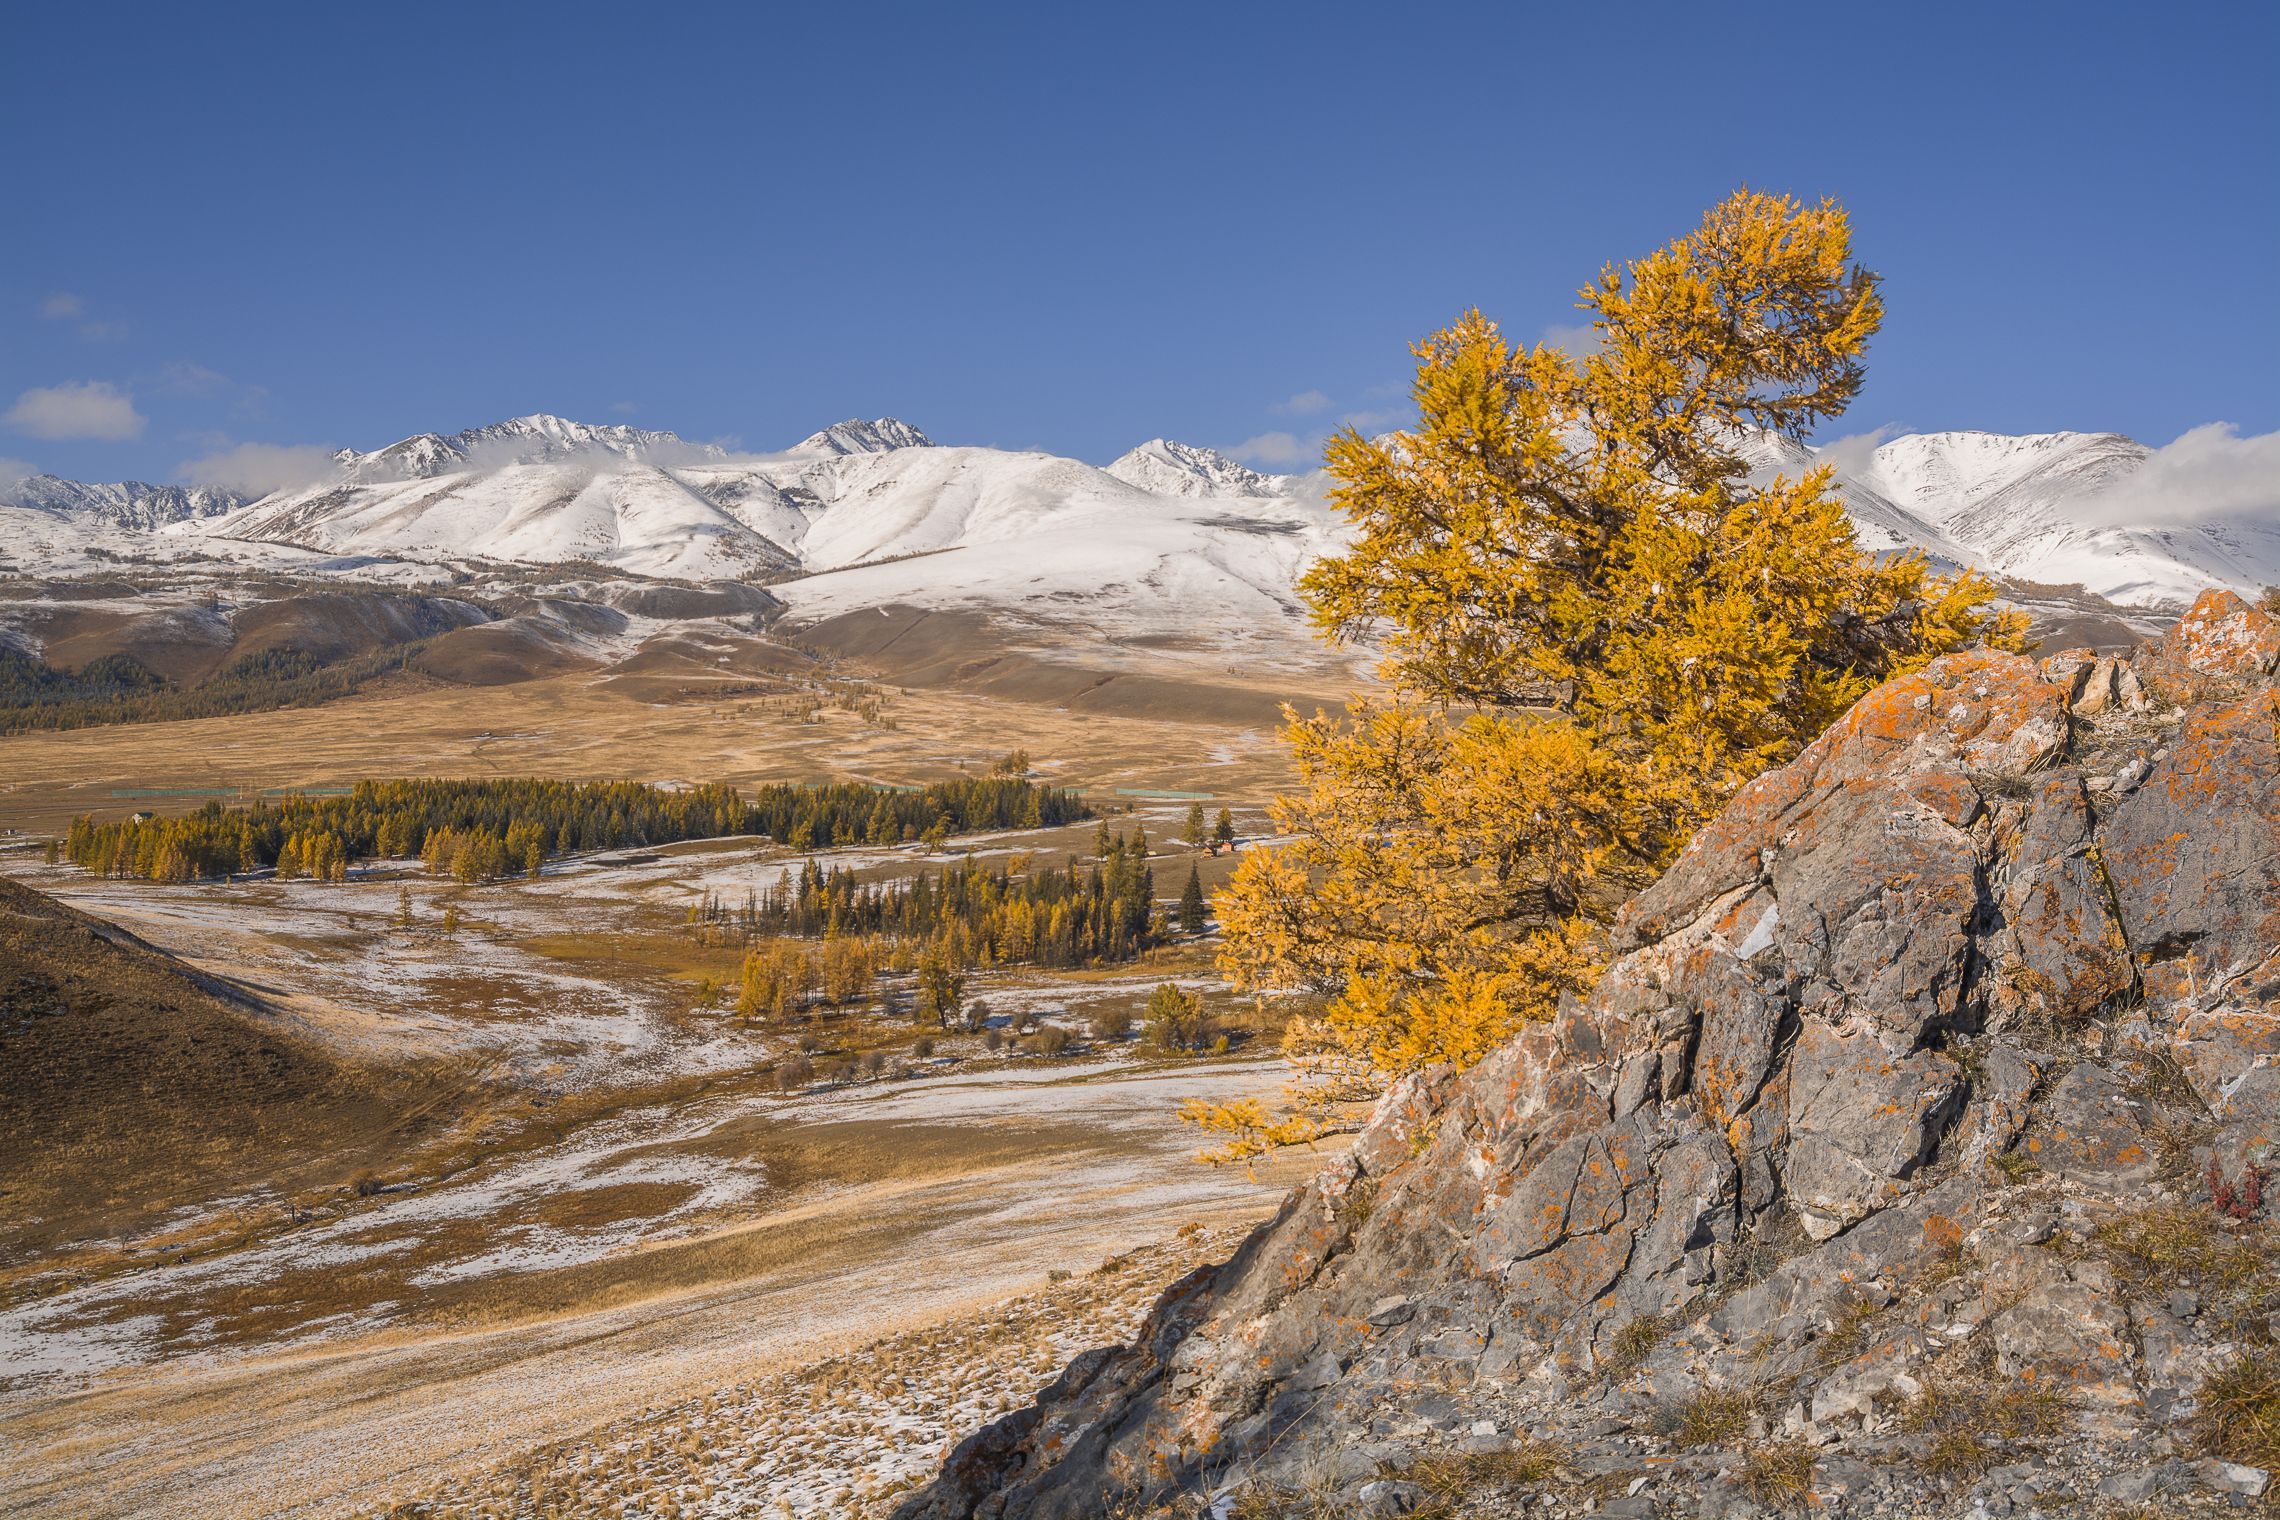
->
xmin=773 ymin=1055 xmax=813 ymax=1091
xmin=2209 ymin=1156 xmax=2267 ymax=1220
xmin=1092 ymin=1005 xmax=1135 ymax=1041
xmin=1027 ymin=1025 xmax=1071 ymax=1057
xmin=912 ymin=1036 xmax=935 ymax=1060
xmin=1900 ymin=1376 xmax=2071 ymax=1480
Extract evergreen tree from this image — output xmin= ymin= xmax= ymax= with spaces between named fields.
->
xmin=1183 ymin=801 xmax=1207 ymax=849
xmin=62 ymin=773 xmax=1088 ymax=886
xmin=1144 ymin=983 xmax=1210 ymax=1052
xmin=1214 ymin=809 xmax=1236 ymax=847
xmin=1180 ymin=863 xmax=1207 ymax=935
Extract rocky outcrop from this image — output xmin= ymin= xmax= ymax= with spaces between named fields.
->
xmin=898 ymin=590 xmax=2280 ymax=1520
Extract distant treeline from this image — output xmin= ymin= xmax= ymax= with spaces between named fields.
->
xmin=61 ymin=773 xmax=1090 ymax=884
xmin=698 ymin=825 xmax=1162 ymax=968
xmin=0 ymin=646 xmax=429 ymax=734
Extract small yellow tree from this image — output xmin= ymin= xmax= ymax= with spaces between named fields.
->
xmin=738 ymin=940 xmax=816 ymax=1023
xmin=1196 ymin=190 xmax=2018 ymax=1161
xmin=820 ymin=935 xmax=877 ymax=1006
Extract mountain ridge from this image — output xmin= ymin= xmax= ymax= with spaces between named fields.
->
xmin=4 ymin=414 xmax=2271 ymax=613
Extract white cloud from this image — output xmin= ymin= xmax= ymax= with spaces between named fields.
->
xmin=176 ymin=440 xmax=339 ymax=496
xmin=157 ymin=362 xmax=233 ymax=397
xmin=37 ymin=292 xmax=83 ymax=320
xmin=155 ymin=361 xmax=269 ymax=415
xmin=0 ymin=455 xmax=36 ymax=492
xmin=1338 ymin=408 xmax=1403 ymax=432
xmin=1270 ymin=389 xmax=1335 ymax=417
xmin=1814 ymin=423 xmax=1904 ymax=481
xmin=1228 ymin=430 xmax=1309 ymax=467
xmin=1538 ymin=321 xmax=1604 ymax=358
xmin=2076 ymin=422 xmax=2280 ymax=526
xmin=610 ymin=400 xmax=640 ymax=416
xmin=76 ymin=319 xmax=128 ymax=342
xmin=4 ymin=381 xmax=146 ymax=441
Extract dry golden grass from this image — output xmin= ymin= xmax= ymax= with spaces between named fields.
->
xmin=1664 ymin=1387 xmax=1758 ymax=1448
xmin=2192 ymin=1352 xmax=2280 ymax=1470
xmin=0 ymin=618 xmax=1341 ymax=836
xmin=1735 ymin=1441 xmax=1817 ymax=1510
xmin=1900 ymin=1374 xmax=2072 ymax=1481
xmin=1399 ymin=1440 xmax=1565 ymax=1497
xmin=1602 ymin=1312 xmax=1670 ymax=1378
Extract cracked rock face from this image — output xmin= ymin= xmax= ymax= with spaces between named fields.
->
xmin=898 ymin=590 xmax=2280 ymax=1520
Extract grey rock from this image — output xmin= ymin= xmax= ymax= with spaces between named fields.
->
xmin=1349 ymin=1478 xmax=1428 ymax=1515
xmin=2201 ymin=1459 xmax=2272 ymax=1498
xmin=894 ymin=622 xmax=2280 ymax=1520
xmin=2096 ymin=1467 xmax=2161 ymax=1502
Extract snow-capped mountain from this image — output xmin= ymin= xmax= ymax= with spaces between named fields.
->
xmin=1104 ymin=439 xmax=1293 ymax=499
xmin=3 ymin=475 xmax=250 ymax=530
xmin=1733 ymin=433 xmax=1972 ymax=564
xmin=1747 ymin=429 xmax=2280 ymax=610
xmin=332 ymin=413 xmax=722 ymax=485
xmin=14 ymin=410 xmax=2269 ymax=622
xmin=1853 ymin=431 xmax=2279 ymax=608
xmin=792 ymin=418 xmax=935 ymax=456
xmin=144 ymin=416 xmax=1339 ymax=634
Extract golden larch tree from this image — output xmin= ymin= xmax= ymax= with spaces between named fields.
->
xmin=1191 ymin=190 xmax=2019 ymax=1162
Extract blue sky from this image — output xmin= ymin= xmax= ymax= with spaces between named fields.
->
xmin=3 ymin=0 xmax=2274 ymax=491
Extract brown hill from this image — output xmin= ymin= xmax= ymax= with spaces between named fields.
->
xmin=0 ymin=877 xmax=461 ymax=1264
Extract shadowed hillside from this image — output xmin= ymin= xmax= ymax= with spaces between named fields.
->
xmin=0 ymin=876 xmax=466 ymax=1263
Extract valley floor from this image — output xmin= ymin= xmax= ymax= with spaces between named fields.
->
xmin=2 ymin=1061 xmax=1305 ymax=1519
xmin=0 ymin=827 xmax=1323 ymax=1518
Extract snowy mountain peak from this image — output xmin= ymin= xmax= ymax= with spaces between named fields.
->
xmin=1 ymin=475 xmax=251 ymax=531
xmin=1104 ymin=438 xmax=1292 ymax=499
xmin=794 ymin=418 xmax=934 ymax=456
xmin=336 ymin=415 xmax=722 ymax=483
xmin=1864 ymin=430 xmax=2148 ymax=534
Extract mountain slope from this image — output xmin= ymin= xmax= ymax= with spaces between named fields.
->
xmin=198 ymin=458 xmax=792 ymax=580
xmin=1733 ymin=427 xmax=2279 ymax=609
xmin=174 ymin=418 xmax=1343 ymax=632
xmin=0 ymin=875 xmax=465 ymax=1260
xmin=1733 ymin=432 xmax=1971 ymax=564
xmin=333 ymin=413 xmax=722 ymax=484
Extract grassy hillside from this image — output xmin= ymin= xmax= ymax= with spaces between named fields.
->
xmin=0 ymin=876 xmax=464 ymax=1261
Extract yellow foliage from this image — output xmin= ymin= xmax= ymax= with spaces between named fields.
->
xmin=1197 ymin=190 xmax=2015 ymax=1153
